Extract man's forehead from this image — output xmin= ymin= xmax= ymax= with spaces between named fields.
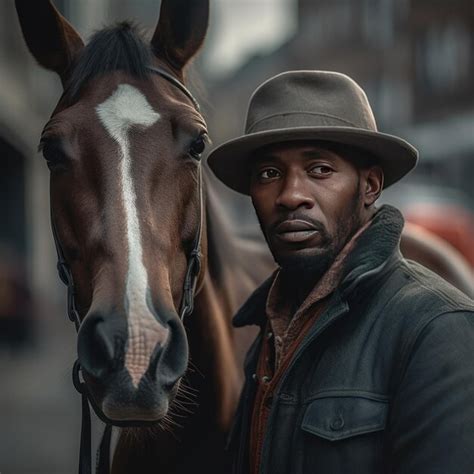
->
xmin=253 ymin=140 xmax=343 ymax=163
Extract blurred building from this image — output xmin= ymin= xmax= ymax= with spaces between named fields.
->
xmin=0 ymin=0 xmax=161 ymax=304
xmin=205 ymin=0 xmax=474 ymax=233
xmin=0 ymin=1 xmax=57 ymax=303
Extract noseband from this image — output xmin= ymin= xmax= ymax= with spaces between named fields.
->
xmin=51 ymin=67 xmax=204 ymax=474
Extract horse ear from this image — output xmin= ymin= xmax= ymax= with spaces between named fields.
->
xmin=151 ymin=0 xmax=209 ymax=71
xmin=15 ymin=0 xmax=84 ymax=86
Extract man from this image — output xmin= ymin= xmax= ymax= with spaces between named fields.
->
xmin=207 ymin=71 xmax=474 ymax=474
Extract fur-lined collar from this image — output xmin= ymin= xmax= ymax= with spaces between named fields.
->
xmin=233 ymin=205 xmax=404 ymax=328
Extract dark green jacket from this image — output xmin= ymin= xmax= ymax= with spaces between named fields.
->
xmin=228 ymin=205 xmax=474 ymax=474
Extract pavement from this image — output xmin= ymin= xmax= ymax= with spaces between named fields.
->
xmin=0 ymin=302 xmax=87 ymax=474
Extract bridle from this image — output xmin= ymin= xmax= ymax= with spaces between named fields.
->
xmin=51 ymin=66 xmax=204 ymax=474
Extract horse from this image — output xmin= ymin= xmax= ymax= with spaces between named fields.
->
xmin=15 ymin=1 xmax=473 ymax=473
xmin=15 ymin=1 xmax=270 ymax=472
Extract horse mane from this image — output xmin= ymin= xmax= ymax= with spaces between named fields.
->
xmin=203 ymin=168 xmax=240 ymax=286
xmin=65 ymin=22 xmax=152 ymax=102
xmin=203 ymin=167 xmax=275 ymax=315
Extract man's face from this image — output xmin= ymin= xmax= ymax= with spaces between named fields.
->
xmin=249 ymin=141 xmax=368 ymax=275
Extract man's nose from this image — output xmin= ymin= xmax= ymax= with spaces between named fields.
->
xmin=275 ymin=172 xmax=315 ymax=210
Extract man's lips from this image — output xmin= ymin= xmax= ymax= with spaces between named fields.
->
xmin=274 ymin=219 xmax=320 ymax=244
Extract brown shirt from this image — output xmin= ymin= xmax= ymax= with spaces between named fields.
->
xmin=249 ymin=219 xmax=372 ymax=474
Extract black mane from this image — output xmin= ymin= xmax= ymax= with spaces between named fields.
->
xmin=65 ymin=22 xmax=152 ymax=101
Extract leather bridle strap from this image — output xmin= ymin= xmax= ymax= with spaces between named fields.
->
xmin=146 ymin=65 xmax=201 ymax=112
xmin=51 ymin=216 xmax=81 ymax=331
xmin=147 ymin=65 xmax=204 ymax=321
xmin=179 ymin=161 xmax=203 ymax=320
xmin=50 ymin=66 xmax=204 ymax=474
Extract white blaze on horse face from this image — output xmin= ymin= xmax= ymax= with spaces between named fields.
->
xmin=96 ymin=84 xmax=169 ymax=388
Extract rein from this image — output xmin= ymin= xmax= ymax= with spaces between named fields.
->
xmin=51 ymin=66 xmax=204 ymax=474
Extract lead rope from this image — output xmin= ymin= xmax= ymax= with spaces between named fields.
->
xmin=71 ymin=357 xmax=112 ymax=474
xmin=51 ymin=66 xmax=203 ymax=474
xmin=96 ymin=425 xmax=113 ymax=474
xmin=72 ymin=360 xmax=93 ymax=474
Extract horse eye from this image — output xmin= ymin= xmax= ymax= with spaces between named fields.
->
xmin=42 ymin=142 xmax=66 ymax=170
xmin=189 ymin=135 xmax=206 ymax=160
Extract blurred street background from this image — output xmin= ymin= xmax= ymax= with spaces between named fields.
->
xmin=0 ymin=0 xmax=473 ymax=472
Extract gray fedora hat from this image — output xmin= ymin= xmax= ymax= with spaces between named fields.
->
xmin=207 ymin=70 xmax=418 ymax=195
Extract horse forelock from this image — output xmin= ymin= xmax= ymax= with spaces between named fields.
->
xmin=64 ymin=22 xmax=152 ymax=104
xmin=203 ymin=170 xmax=239 ymax=283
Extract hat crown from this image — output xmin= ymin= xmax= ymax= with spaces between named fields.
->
xmin=207 ymin=69 xmax=418 ymax=195
xmin=245 ymin=70 xmax=377 ymax=134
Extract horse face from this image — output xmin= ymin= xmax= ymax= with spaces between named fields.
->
xmin=17 ymin=0 xmax=210 ymax=423
xmin=47 ymin=70 xmax=207 ymax=421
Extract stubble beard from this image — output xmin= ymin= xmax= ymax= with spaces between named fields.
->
xmin=260 ymin=186 xmax=365 ymax=287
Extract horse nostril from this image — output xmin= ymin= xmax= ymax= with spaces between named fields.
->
xmin=77 ymin=312 xmax=122 ymax=380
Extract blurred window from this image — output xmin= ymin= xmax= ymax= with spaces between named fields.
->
xmin=378 ymin=78 xmax=412 ymax=126
xmin=361 ymin=0 xmax=395 ymax=47
xmin=303 ymin=1 xmax=354 ymax=44
xmin=416 ymin=22 xmax=471 ymax=94
xmin=0 ymin=138 xmax=26 ymax=254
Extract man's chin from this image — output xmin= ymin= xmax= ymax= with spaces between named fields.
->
xmin=275 ymin=243 xmax=330 ymax=260
xmin=275 ymin=247 xmax=335 ymax=278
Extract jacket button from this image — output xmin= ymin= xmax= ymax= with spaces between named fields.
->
xmin=261 ymin=375 xmax=271 ymax=384
xmin=330 ymin=414 xmax=344 ymax=431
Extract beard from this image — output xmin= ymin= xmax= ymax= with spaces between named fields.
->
xmin=275 ymin=224 xmax=334 ymax=282
xmin=258 ymin=183 xmax=364 ymax=285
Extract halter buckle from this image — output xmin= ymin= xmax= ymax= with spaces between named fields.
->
xmin=57 ymin=260 xmax=70 ymax=286
xmin=72 ymin=359 xmax=86 ymax=395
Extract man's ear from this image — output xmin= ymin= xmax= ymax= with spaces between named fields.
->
xmin=15 ymin=0 xmax=84 ymax=87
xmin=151 ymin=0 xmax=209 ymax=72
xmin=363 ymin=166 xmax=384 ymax=207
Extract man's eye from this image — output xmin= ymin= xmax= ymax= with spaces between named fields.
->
xmin=310 ymin=165 xmax=333 ymax=175
xmin=259 ymin=168 xmax=280 ymax=180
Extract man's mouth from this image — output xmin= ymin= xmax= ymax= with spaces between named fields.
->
xmin=274 ymin=220 xmax=320 ymax=244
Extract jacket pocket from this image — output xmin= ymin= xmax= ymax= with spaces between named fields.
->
xmin=301 ymin=392 xmax=389 ymax=442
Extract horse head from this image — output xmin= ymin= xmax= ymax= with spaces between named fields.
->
xmin=16 ymin=0 xmax=210 ymax=424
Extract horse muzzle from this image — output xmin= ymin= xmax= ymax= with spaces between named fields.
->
xmin=77 ymin=308 xmax=189 ymax=424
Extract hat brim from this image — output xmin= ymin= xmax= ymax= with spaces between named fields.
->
xmin=207 ymin=126 xmax=419 ymax=195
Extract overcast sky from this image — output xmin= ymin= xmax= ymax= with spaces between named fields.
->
xmin=204 ymin=0 xmax=297 ymax=77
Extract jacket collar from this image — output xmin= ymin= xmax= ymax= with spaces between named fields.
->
xmin=233 ymin=273 xmax=275 ymax=328
xmin=339 ymin=204 xmax=404 ymax=295
xmin=233 ymin=204 xmax=404 ymax=328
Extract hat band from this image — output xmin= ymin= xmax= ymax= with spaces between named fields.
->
xmin=246 ymin=111 xmax=375 ymax=134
